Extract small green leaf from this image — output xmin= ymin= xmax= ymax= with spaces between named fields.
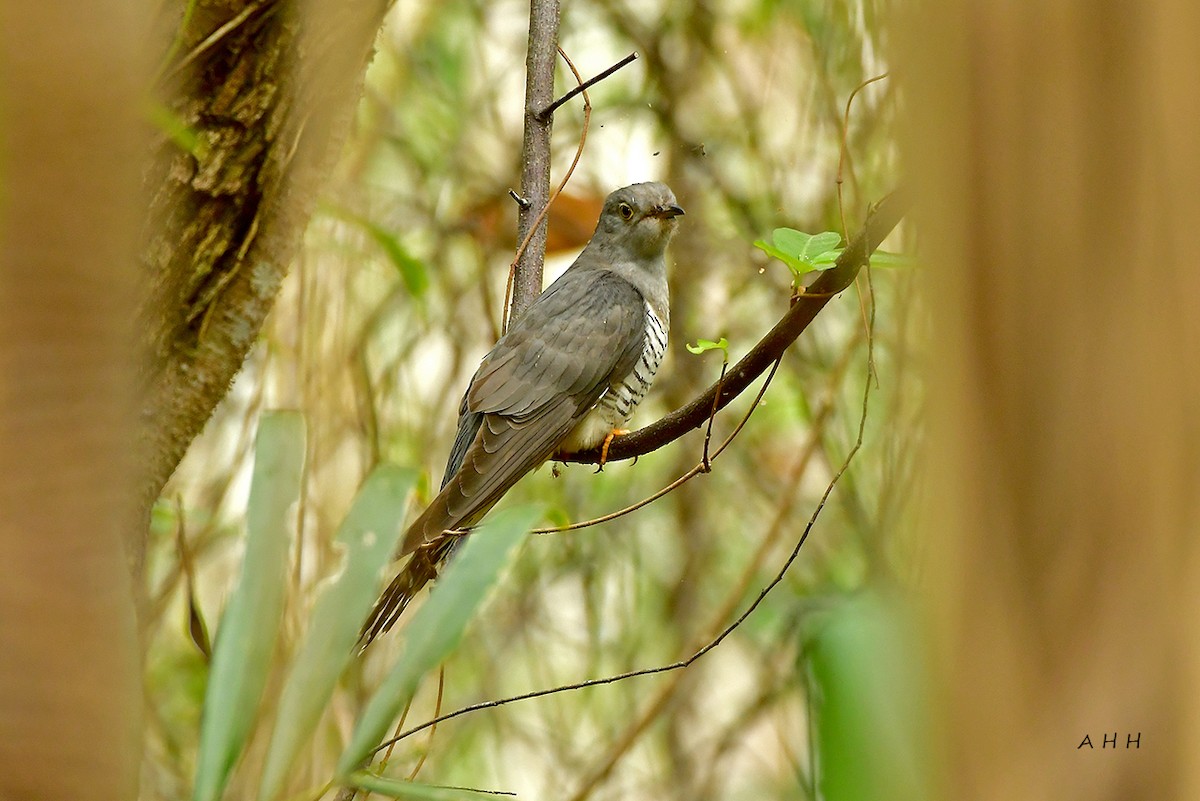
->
xmin=337 ymin=505 xmax=540 ymax=775
xmin=257 ymin=465 xmax=418 ymax=801
xmin=193 ymin=413 xmax=306 ymax=801
xmin=347 ymin=772 xmax=511 ymax=800
xmin=773 ymin=228 xmax=841 ymax=263
xmin=686 ymin=337 xmax=729 ymax=356
xmin=868 ymin=250 xmax=916 ymax=268
xmin=361 ymin=220 xmax=430 ymax=296
xmin=755 ymin=229 xmax=844 ymax=277
xmin=812 ymin=248 xmax=842 ymax=265
xmin=753 ymin=239 xmax=808 ymax=276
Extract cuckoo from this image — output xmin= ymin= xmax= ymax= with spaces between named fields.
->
xmin=360 ymin=182 xmax=683 ymax=644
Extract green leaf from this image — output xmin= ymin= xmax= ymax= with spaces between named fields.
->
xmin=773 ymin=228 xmax=841 ymax=262
xmin=347 ymin=772 xmax=512 ymax=800
xmin=755 ymin=229 xmax=844 ymax=277
xmin=792 ymin=246 xmax=915 ymax=271
xmin=753 ymin=239 xmax=808 ymax=276
xmin=361 ymin=219 xmax=430 ymax=296
xmin=337 ymin=505 xmax=541 ymax=775
xmin=193 ymin=413 xmax=306 ymax=801
xmin=257 ymin=465 xmax=418 ymax=801
xmin=685 ymin=337 xmax=729 ymax=355
xmin=804 ymin=592 xmax=933 ymax=801
xmin=867 ymin=250 xmax=916 ymax=268
xmin=321 ymin=203 xmax=430 ymax=297
xmin=812 ymin=248 xmax=842 ymax=265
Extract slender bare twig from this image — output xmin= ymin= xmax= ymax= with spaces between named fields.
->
xmin=701 ymin=359 xmax=728 ymax=472
xmin=406 ymin=665 xmax=444 ymax=780
xmin=531 ymin=358 xmax=780 ymax=536
xmin=835 ymin=72 xmax=889 ymax=237
xmin=836 ymin=73 xmax=889 ymax=388
xmin=538 ymin=51 xmax=639 ymax=120
xmin=375 ymin=338 xmax=874 ymax=756
xmin=562 ymin=332 xmax=861 ymax=801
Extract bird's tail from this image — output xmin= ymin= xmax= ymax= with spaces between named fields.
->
xmin=358 ymin=535 xmax=457 ymax=647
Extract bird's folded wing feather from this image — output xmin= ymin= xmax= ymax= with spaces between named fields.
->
xmin=398 ymin=269 xmax=646 ymax=554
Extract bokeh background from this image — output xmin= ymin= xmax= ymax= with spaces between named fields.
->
xmin=9 ymin=0 xmax=1195 ymax=799
xmin=142 ymin=1 xmax=913 ymax=799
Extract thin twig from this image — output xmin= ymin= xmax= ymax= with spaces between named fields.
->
xmin=701 ymin=359 xmax=728 ymax=472
xmin=836 ymin=74 xmax=889 ymax=389
xmin=406 ymin=665 xmax=445 ymax=780
xmin=535 ymin=467 xmax=701 ymax=534
xmin=563 ymin=342 xmax=855 ymax=801
xmin=538 ymin=51 xmax=639 ymax=120
xmin=835 ymin=72 xmax=889 ymax=237
xmin=374 ymin=689 xmax=414 ymax=792
xmin=532 ymin=358 xmax=781 ymax=536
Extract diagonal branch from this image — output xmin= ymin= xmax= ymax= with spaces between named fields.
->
xmin=557 ymin=188 xmax=908 ymax=465
xmin=537 ymin=51 xmax=638 ymax=120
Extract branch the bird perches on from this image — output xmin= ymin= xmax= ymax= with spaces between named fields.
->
xmin=558 ymin=188 xmax=909 ymax=466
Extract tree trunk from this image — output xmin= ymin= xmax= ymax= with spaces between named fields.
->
xmin=135 ymin=0 xmax=389 ymax=569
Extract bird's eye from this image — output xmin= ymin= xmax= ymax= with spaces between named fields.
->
xmin=618 ymin=203 xmax=634 ymax=221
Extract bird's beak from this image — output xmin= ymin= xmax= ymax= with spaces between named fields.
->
xmin=652 ymin=204 xmax=685 ymax=219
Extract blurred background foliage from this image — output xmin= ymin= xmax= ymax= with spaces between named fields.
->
xmin=142 ymin=0 xmax=919 ymax=798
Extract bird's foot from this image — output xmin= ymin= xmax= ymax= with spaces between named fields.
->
xmin=596 ymin=428 xmax=630 ymax=471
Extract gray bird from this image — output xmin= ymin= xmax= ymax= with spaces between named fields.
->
xmin=360 ymin=182 xmax=683 ymax=644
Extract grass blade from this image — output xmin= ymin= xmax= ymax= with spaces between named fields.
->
xmin=348 ymin=771 xmax=514 ymax=800
xmin=193 ymin=412 xmax=306 ymax=801
xmin=257 ymin=465 xmax=418 ymax=801
xmin=337 ymin=505 xmax=539 ymax=775
xmin=804 ymin=592 xmax=932 ymax=801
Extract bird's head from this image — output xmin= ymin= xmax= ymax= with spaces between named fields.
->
xmin=592 ymin=182 xmax=684 ymax=261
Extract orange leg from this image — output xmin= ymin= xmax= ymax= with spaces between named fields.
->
xmin=599 ymin=428 xmax=629 ymax=468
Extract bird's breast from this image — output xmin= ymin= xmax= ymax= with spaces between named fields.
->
xmin=561 ymin=300 xmax=668 ymax=451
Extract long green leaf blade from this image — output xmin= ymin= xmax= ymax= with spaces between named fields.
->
xmin=257 ymin=465 xmax=417 ymax=801
xmin=805 ymin=592 xmax=932 ymax=801
xmin=348 ymin=772 xmax=512 ymax=800
xmin=337 ymin=505 xmax=539 ymax=775
xmin=193 ymin=412 xmax=306 ymax=801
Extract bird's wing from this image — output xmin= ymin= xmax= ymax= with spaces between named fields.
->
xmin=398 ymin=269 xmax=646 ymax=554
xmin=470 ymin=268 xmax=647 ymax=414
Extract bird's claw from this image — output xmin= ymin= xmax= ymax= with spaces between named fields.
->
xmin=596 ymin=428 xmax=629 ymax=471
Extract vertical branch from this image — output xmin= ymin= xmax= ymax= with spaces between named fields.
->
xmin=510 ymin=0 xmax=560 ymax=324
